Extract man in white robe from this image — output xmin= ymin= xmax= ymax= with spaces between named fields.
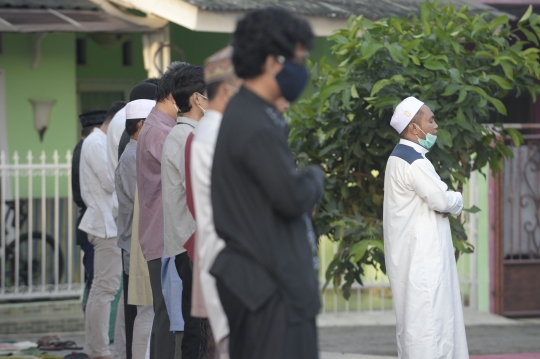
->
xmin=383 ymin=96 xmax=469 ymax=359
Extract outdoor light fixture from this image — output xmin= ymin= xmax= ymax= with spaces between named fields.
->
xmin=29 ymin=99 xmax=56 ymax=142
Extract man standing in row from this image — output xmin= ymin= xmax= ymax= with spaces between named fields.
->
xmin=210 ymin=8 xmax=324 ymax=359
xmin=189 ymin=46 xmax=241 ymax=358
xmin=72 ymin=110 xmax=107 ymax=311
xmin=136 ymin=61 xmax=188 ymax=359
xmin=80 ymin=101 xmax=126 ymax=359
xmin=162 ymin=65 xmax=207 ymax=359
xmin=384 ymin=97 xmax=468 ymax=359
xmin=116 ymin=98 xmax=156 ymax=359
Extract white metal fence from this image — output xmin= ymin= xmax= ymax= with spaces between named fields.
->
xmin=0 ymin=150 xmax=83 ymax=300
xmin=0 ymin=148 xmax=478 ymax=308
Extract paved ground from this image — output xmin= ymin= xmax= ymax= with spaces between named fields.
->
xmin=318 ymin=324 xmax=540 ymax=356
xmin=1 ymin=311 xmax=539 ymax=358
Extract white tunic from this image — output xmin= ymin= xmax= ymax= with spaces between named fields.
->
xmin=190 ymin=110 xmax=229 ymax=343
xmin=383 ymin=139 xmax=469 ymax=359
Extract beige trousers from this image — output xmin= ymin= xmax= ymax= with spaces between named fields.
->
xmin=132 ymin=305 xmax=154 ymax=359
xmin=85 ymin=235 xmax=122 ymax=358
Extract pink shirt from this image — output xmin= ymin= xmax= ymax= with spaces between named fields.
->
xmin=136 ymin=107 xmax=176 ymax=261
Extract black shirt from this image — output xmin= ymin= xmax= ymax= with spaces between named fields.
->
xmin=71 ymin=139 xmax=89 ymax=246
xmin=210 ymin=86 xmax=324 ymax=321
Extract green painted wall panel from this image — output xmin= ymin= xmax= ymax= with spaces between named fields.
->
xmin=76 ymin=33 xmax=147 ymax=84
xmin=476 ymin=169 xmax=490 ymax=312
xmin=170 ymin=24 xmax=232 ymax=66
xmin=0 ymin=33 xmax=77 ymax=161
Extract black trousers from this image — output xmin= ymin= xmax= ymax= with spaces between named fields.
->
xmin=148 ymin=258 xmax=176 ymax=359
xmin=122 ymin=251 xmax=138 ymax=359
xmin=216 ymin=279 xmax=319 ymax=359
xmin=175 ymin=252 xmax=202 ymax=359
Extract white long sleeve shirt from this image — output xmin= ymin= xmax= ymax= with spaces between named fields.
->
xmin=190 ymin=110 xmax=229 ymax=342
xmin=107 ymin=107 xmax=126 ymax=180
xmin=383 ymin=139 xmax=468 ymax=359
xmin=79 ymin=128 xmax=117 ymax=239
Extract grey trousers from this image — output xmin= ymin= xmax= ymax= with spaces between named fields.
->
xmin=148 ymin=258 xmax=176 ymax=359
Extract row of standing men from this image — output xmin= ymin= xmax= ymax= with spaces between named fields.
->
xmin=72 ymin=7 xmax=325 ymax=359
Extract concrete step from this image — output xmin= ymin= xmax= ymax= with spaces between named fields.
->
xmin=0 ymin=299 xmax=84 ymax=334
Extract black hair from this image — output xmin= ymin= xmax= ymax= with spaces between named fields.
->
xmin=400 ymin=108 xmax=424 ymax=138
xmin=232 ymin=7 xmax=314 ymax=79
xmin=206 ymin=80 xmax=223 ymax=101
xmin=81 ymin=125 xmax=99 ymax=138
xmin=130 ymin=83 xmax=157 ymax=101
xmin=171 ymin=65 xmax=206 ymax=113
xmin=142 ymin=77 xmax=160 ymax=86
xmin=104 ymin=101 xmax=127 ymax=124
xmin=155 ymin=61 xmax=189 ymax=102
xmin=126 ymin=118 xmax=143 ymax=136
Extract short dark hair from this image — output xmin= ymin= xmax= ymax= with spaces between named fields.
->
xmin=130 ymin=83 xmax=157 ymax=101
xmin=232 ymin=8 xmax=314 ymax=79
xmin=142 ymin=77 xmax=160 ymax=86
xmin=400 ymin=108 xmax=424 ymax=138
xmin=81 ymin=125 xmax=99 ymax=138
xmin=104 ymin=101 xmax=127 ymax=124
xmin=126 ymin=118 xmax=143 ymax=136
xmin=155 ymin=62 xmax=189 ymax=103
xmin=206 ymin=80 xmax=223 ymax=101
xmin=171 ymin=65 xmax=206 ymax=113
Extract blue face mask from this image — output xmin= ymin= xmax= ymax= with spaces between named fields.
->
xmin=415 ymin=124 xmax=437 ymax=149
xmin=275 ymin=58 xmax=309 ymax=102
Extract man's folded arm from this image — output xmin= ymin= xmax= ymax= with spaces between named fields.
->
xmin=240 ymin=131 xmax=325 ymax=218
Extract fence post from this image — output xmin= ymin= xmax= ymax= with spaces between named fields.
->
xmin=13 ymin=151 xmax=19 ymax=293
xmin=53 ymin=150 xmax=59 ymax=291
xmin=1 ymin=151 xmax=5 ymax=294
xmin=27 ymin=151 xmax=33 ymax=291
xmin=66 ymin=150 xmax=73 ymax=290
xmin=40 ymin=151 xmax=46 ymax=290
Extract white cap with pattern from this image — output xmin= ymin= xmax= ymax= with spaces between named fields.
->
xmin=390 ymin=97 xmax=424 ymax=134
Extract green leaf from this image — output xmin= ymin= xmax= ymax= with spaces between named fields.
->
xmin=391 ymin=18 xmax=403 ymax=34
xmin=501 ymin=61 xmax=514 ymax=80
xmin=519 ymin=5 xmax=533 ymax=23
xmin=424 ymin=59 xmax=447 ymax=71
xmin=442 ymin=83 xmax=461 ymax=96
xmin=463 ymin=205 xmax=481 ymax=214
xmin=489 ymin=15 xmax=508 ymax=31
xmin=488 ymin=75 xmax=513 ymax=90
xmin=351 ymin=240 xmax=370 ymax=262
xmin=456 ymin=88 xmax=467 ymax=104
xmin=318 ymin=82 xmax=351 ymax=102
xmin=436 ymin=128 xmax=453 ymax=148
xmin=370 ymin=79 xmax=390 ymax=97
xmin=361 ymin=43 xmax=384 ymax=59
xmin=351 ymin=84 xmax=359 ymax=99
xmin=488 ymin=96 xmax=507 ymax=115
xmin=506 ymin=128 xmax=523 ymax=147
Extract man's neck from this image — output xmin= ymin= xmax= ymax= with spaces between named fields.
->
xmin=181 ymin=110 xmax=202 ymax=122
xmin=100 ymin=123 xmax=109 ymax=135
xmin=155 ymin=101 xmax=177 ymax=119
xmin=208 ymin=99 xmax=225 ymax=114
xmin=243 ymin=79 xmax=279 ymax=104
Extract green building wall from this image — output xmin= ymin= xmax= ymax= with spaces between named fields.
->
xmin=0 ymin=33 xmax=77 ymax=161
xmin=76 ymin=33 xmax=147 ymax=85
xmin=476 ymin=169 xmax=491 ymax=312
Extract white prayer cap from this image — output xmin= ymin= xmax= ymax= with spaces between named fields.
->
xmin=125 ymin=99 xmax=155 ymax=120
xmin=390 ymin=97 xmax=424 ymax=134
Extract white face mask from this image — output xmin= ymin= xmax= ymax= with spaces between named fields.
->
xmin=173 ymin=103 xmax=180 ymax=114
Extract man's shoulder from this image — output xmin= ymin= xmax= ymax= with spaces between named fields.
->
xmin=389 ymin=144 xmax=424 ymax=165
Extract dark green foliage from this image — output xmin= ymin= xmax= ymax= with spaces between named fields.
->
xmin=289 ymin=1 xmax=540 ymax=299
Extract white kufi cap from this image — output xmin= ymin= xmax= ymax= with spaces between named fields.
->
xmin=390 ymin=97 xmax=424 ymax=134
xmin=126 ymin=99 xmax=156 ymax=120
